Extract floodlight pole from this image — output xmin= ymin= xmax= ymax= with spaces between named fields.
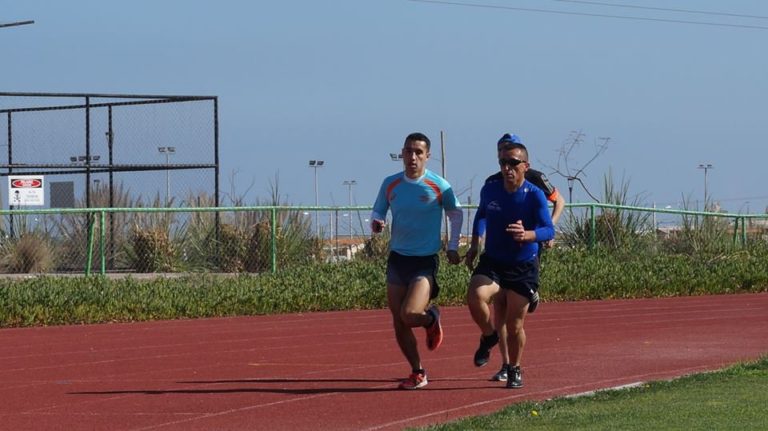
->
xmin=567 ymin=177 xmax=576 ymax=203
xmin=159 ymin=146 xmax=176 ymax=207
xmin=343 ymin=180 xmax=356 ymax=239
xmin=309 ymin=160 xmax=325 ymax=236
xmin=697 ymin=163 xmax=713 ymax=210
xmin=440 ymin=131 xmax=447 ymax=244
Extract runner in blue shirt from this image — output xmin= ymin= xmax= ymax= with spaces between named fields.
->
xmin=465 ymin=140 xmax=554 ymax=388
xmin=465 ymin=133 xmax=565 ymax=382
xmin=371 ymin=132 xmax=463 ymax=390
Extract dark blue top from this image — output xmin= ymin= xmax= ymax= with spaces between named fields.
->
xmin=476 ymin=168 xmax=558 ymax=237
xmin=473 ymin=179 xmax=555 ymax=264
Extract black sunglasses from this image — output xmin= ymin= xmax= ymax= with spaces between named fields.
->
xmin=498 ymin=157 xmax=527 ymax=168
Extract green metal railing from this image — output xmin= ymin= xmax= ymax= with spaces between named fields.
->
xmin=567 ymin=202 xmax=765 ymax=249
xmin=2 ymin=203 xmax=765 ymax=275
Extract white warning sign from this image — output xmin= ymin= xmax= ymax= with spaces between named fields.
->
xmin=9 ymin=175 xmax=45 ymax=206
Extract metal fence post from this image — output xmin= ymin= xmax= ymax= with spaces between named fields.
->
xmin=100 ymin=210 xmax=107 ymax=275
xmin=85 ymin=210 xmax=95 ymax=276
xmin=589 ymin=204 xmax=596 ymax=249
xmin=741 ymin=216 xmax=748 ymax=247
xmin=271 ymin=207 xmax=277 ymax=273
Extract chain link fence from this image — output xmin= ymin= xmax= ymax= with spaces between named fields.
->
xmin=0 ymin=92 xmax=219 ymax=211
xmin=1 ymin=204 xmax=766 ymax=275
xmin=1 ymin=92 xmax=222 ymax=270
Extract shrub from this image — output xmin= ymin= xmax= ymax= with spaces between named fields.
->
xmin=127 ymin=226 xmax=176 ymax=272
xmin=561 ymin=170 xmax=653 ymax=250
xmin=0 ymin=233 xmax=55 ymax=273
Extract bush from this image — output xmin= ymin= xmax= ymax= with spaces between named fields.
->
xmin=127 ymin=226 xmax=176 ymax=272
xmin=0 ymin=234 xmax=55 ymax=273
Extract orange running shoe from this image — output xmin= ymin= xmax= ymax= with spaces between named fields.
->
xmin=425 ymin=304 xmax=443 ymax=351
xmin=398 ymin=371 xmax=428 ymax=390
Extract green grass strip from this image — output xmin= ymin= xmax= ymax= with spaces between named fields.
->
xmin=420 ymin=356 xmax=768 ymax=431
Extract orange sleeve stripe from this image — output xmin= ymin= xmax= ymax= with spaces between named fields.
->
xmin=423 ymin=179 xmax=443 ymax=205
xmin=386 ymin=178 xmax=402 ymax=202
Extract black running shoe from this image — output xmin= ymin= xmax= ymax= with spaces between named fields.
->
xmin=506 ymin=365 xmax=524 ymax=389
xmin=491 ymin=363 xmax=509 ymax=382
xmin=473 ymin=331 xmax=499 ymax=367
xmin=528 ymin=290 xmax=540 ymax=314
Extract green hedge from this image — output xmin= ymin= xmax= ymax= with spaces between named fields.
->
xmin=1 ymin=245 xmax=767 ymax=327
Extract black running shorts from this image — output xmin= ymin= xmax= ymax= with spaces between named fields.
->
xmin=472 ymin=254 xmax=539 ymax=302
xmin=386 ymin=251 xmax=440 ymax=299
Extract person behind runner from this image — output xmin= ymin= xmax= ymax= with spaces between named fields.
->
xmin=465 ymin=140 xmax=554 ymax=388
xmin=465 ymin=133 xmax=565 ymax=382
xmin=371 ymin=132 xmax=463 ymax=390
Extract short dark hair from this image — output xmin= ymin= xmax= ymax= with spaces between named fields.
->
xmin=500 ymin=142 xmax=529 ymax=160
xmin=404 ymin=132 xmax=431 ymax=150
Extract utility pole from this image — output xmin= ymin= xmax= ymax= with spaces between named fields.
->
xmin=440 ymin=131 xmax=448 ymax=244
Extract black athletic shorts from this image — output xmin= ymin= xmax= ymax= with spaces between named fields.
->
xmin=386 ymin=251 xmax=440 ymax=300
xmin=472 ymin=253 xmax=539 ymax=302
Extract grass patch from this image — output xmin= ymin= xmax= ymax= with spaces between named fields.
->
xmin=419 ymin=356 xmax=768 ymax=431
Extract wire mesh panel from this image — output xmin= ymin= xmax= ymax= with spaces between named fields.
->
xmin=0 ymin=92 xmax=219 ymax=270
xmin=0 ymin=92 xmax=218 ymax=209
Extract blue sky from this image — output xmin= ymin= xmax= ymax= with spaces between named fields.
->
xmin=3 ymin=0 xmax=768 ymax=214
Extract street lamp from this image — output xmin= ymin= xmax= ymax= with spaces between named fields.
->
xmin=697 ymin=163 xmax=714 ymax=210
xmin=343 ymin=180 xmax=356 ymax=239
xmin=309 ymin=160 xmax=325 ymax=236
xmin=390 ymin=152 xmax=403 ymax=161
xmin=159 ymin=146 xmax=176 ymax=207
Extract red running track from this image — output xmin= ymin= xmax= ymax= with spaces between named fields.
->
xmin=1 ymin=293 xmax=766 ymax=430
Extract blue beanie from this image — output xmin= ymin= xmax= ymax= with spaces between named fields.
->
xmin=497 ymin=133 xmax=522 ymax=146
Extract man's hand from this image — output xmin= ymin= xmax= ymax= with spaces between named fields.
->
xmin=542 ymin=239 xmax=555 ymax=249
xmin=371 ymin=219 xmax=385 ymax=234
xmin=507 ymin=220 xmax=527 ymax=242
xmin=446 ymin=249 xmax=461 ymax=265
xmin=464 ymin=245 xmax=478 ymax=270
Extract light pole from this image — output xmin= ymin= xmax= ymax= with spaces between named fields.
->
xmin=158 ymin=146 xmax=176 ymax=207
xmin=697 ymin=163 xmax=713 ymax=210
xmin=309 ymin=160 xmax=324 ymax=236
xmin=566 ymin=176 xmax=576 ymax=203
xmin=70 ymin=155 xmax=100 ymax=208
xmin=343 ymin=180 xmax=356 ymax=239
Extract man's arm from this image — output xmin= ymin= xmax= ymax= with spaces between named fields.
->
xmin=464 ymin=186 xmax=488 ymax=270
xmin=539 ymin=189 xmax=566 ymax=248
xmin=370 ymin=179 xmax=390 ymax=233
xmin=550 ymin=189 xmax=566 ymax=225
xmin=445 ymin=208 xmax=463 ymax=264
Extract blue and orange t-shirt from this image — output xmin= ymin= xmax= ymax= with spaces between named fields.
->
xmin=372 ymin=169 xmax=460 ymax=256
